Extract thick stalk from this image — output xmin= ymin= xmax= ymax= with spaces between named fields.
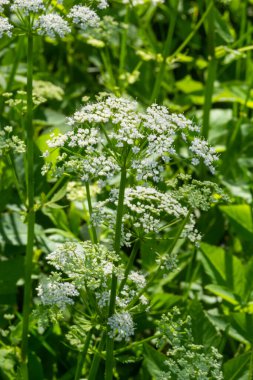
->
xmin=88 ymin=333 xmax=106 ymax=380
xmin=21 ymin=31 xmax=35 ymax=376
xmin=74 ymin=329 xmax=93 ymax=380
xmin=85 ymin=182 xmax=98 ymax=244
xmin=118 ymin=240 xmax=139 ymax=294
xmin=105 ymin=166 xmax=127 ymax=380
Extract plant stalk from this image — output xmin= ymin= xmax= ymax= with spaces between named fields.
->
xmin=21 ymin=31 xmax=35 ymax=377
xmin=74 ymin=329 xmax=93 ymax=380
xmin=118 ymin=240 xmax=139 ymax=294
xmin=85 ymin=182 xmax=98 ymax=244
xmin=88 ymin=333 xmax=106 ymax=380
xmin=105 ymin=166 xmax=127 ymax=380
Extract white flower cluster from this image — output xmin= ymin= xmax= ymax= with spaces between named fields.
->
xmin=0 ymin=0 xmax=9 ymax=13
xmin=43 ymin=127 xmax=120 ymax=183
xmin=46 ymin=241 xmax=118 ymax=290
xmin=47 ymin=128 xmax=100 ymax=151
xmin=0 ymin=126 xmax=26 ymax=155
xmin=97 ymin=0 xmax=109 ymax=9
xmin=37 ymin=274 xmax=79 ymax=309
xmin=68 ymin=5 xmax=100 ymax=30
xmin=66 ymin=181 xmax=86 ymax=202
xmin=190 ymin=138 xmax=218 ymax=174
xmin=10 ymin=0 xmax=45 ymax=15
xmin=38 ymin=241 xmax=148 ymax=329
xmin=63 ymin=94 xmax=218 ymax=183
xmin=92 ymin=186 xmax=194 ymax=245
xmin=122 ymin=0 xmax=164 ymax=6
xmin=108 ymin=312 xmax=135 ymax=342
xmin=0 ymin=16 xmax=13 ymax=38
xmin=34 ymin=14 xmax=71 ymax=38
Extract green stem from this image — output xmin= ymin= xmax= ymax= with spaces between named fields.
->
xmin=202 ymin=0 xmax=216 ymax=140
xmin=88 ymin=333 xmax=106 ymax=380
xmin=118 ymin=240 xmax=139 ymax=294
xmin=150 ymin=0 xmax=179 ymax=103
xmin=21 ymin=31 xmax=35 ymax=377
xmin=119 ymin=6 xmax=130 ymax=90
xmin=233 ymin=0 xmax=248 ymax=118
xmin=127 ymin=212 xmax=191 ymax=310
xmin=44 ymin=176 xmax=66 ymax=202
xmin=74 ymin=329 xmax=93 ymax=380
xmin=85 ymin=182 xmax=98 ymax=244
xmin=105 ymin=166 xmax=127 ymax=380
xmin=113 ymin=333 xmax=162 ymax=355
xmin=172 ymin=2 xmax=214 ymax=59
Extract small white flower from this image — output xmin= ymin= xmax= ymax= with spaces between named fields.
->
xmin=0 ymin=0 xmax=9 ymax=12
xmin=108 ymin=312 xmax=135 ymax=341
xmin=0 ymin=16 xmax=13 ymax=38
xmin=11 ymin=0 xmax=45 ymax=15
xmin=97 ymin=0 xmax=109 ymax=9
xmin=68 ymin=5 xmax=100 ymax=30
xmin=34 ymin=14 xmax=71 ymax=38
xmin=37 ymin=275 xmax=79 ymax=309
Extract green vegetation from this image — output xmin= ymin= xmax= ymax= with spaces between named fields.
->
xmin=0 ymin=0 xmax=253 ymax=379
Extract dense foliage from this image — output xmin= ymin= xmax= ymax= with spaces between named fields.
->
xmin=0 ymin=0 xmax=253 ymax=379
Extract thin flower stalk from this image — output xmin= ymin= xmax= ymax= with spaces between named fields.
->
xmin=21 ymin=29 xmax=35 ymax=377
xmin=105 ymin=164 xmax=127 ymax=380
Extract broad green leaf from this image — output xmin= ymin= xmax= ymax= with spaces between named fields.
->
xmin=200 ymin=243 xmax=226 ymax=285
xmin=143 ymin=344 xmax=168 ymax=378
xmin=189 ymin=300 xmax=221 ymax=347
xmin=200 ymin=243 xmax=247 ymax=297
xmin=205 ymin=284 xmax=240 ymax=305
xmin=223 ymin=352 xmax=251 ymax=380
xmin=175 ymin=75 xmax=203 ymax=94
xmin=220 ymin=204 xmax=253 ymax=241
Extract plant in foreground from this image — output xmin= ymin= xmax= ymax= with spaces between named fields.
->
xmin=36 ymin=94 xmax=226 ymax=379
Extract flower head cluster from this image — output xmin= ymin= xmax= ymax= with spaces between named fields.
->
xmin=10 ymin=0 xmax=45 ymax=15
xmin=0 ymin=16 xmax=13 ymax=38
xmin=0 ymin=126 xmax=26 ymax=155
xmin=92 ymin=186 xmax=200 ymax=245
xmin=156 ymin=308 xmax=223 ymax=380
xmin=68 ymin=5 xmax=100 ymax=30
xmin=60 ymin=94 xmax=218 ymax=185
xmin=34 ymin=14 xmax=71 ymax=38
xmin=108 ymin=312 xmax=135 ymax=342
xmin=122 ymin=0 xmax=164 ymax=6
xmin=0 ymin=0 xmax=9 ymax=13
xmin=46 ymin=241 xmax=119 ymax=290
xmin=37 ymin=273 xmax=79 ymax=309
xmin=170 ymin=177 xmax=229 ymax=212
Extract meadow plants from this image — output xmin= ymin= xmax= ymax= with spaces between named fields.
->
xmin=0 ymin=1 xmax=252 ymax=379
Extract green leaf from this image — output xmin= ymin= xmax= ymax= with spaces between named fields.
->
xmin=220 ymin=205 xmax=253 ymax=241
xmin=205 ymin=284 xmax=240 ymax=305
xmin=223 ymin=352 xmax=251 ymax=380
xmin=214 ymin=7 xmax=234 ymax=44
xmin=188 ymin=300 xmax=221 ymax=347
xmin=143 ymin=344 xmax=168 ymax=377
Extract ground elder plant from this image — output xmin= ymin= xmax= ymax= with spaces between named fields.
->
xmin=35 ymin=93 xmax=226 ymax=379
